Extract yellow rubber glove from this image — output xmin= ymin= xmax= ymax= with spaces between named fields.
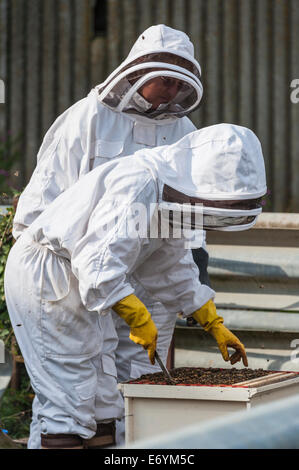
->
xmin=192 ymin=300 xmax=248 ymax=367
xmin=112 ymin=294 xmax=158 ymax=365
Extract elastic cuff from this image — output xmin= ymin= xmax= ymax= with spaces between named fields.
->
xmin=208 ymin=317 xmax=224 ymax=333
xmin=191 ymin=300 xmax=222 ymax=331
xmin=112 ymin=294 xmax=151 ymax=328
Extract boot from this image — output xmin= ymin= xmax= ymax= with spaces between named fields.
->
xmin=83 ymin=421 xmax=116 ymax=449
xmin=41 ymin=433 xmax=84 ymax=449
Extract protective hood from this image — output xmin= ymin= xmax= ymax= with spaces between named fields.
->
xmin=140 ymin=123 xmax=267 ymax=232
xmin=97 ymin=25 xmax=202 ymax=121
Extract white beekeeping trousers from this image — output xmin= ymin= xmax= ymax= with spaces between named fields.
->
xmin=4 ymin=234 xmax=124 ymax=449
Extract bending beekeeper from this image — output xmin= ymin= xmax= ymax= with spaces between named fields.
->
xmin=4 ymin=123 xmax=267 ymax=449
xmin=12 ymin=24 xmax=207 ymax=446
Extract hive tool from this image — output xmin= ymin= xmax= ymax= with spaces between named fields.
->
xmin=154 ymin=351 xmax=176 ymax=385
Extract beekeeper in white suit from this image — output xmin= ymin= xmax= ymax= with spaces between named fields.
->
xmin=12 ymin=24 xmax=206 ymax=446
xmin=5 ymin=123 xmax=267 ymax=449
xmin=13 ymin=24 xmax=202 ymax=237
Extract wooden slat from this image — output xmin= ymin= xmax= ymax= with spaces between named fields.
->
xmin=107 ymin=0 xmax=122 ymax=74
xmin=223 ymin=0 xmax=239 ymax=123
xmin=235 ymin=372 xmax=299 ymax=388
xmin=0 ymin=78 xmax=4 ymax=104
xmin=272 ymin=0 xmax=289 ymax=212
xmin=290 ymin=0 xmax=299 ymax=211
xmin=204 ymin=0 xmax=222 ymax=127
xmin=91 ymin=36 xmax=108 ymax=87
xmin=172 ymin=0 xmax=186 ymax=32
xmin=57 ymin=0 xmax=73 ymax=115
xmin=9 ymin=0 xmax=25 ymax=189
xmin=206 ymin=227 xmax=299 ymax=249
xmin=41 ymin=0 xmax=58 ymax=136
xmin=235 ymin=372 xmax=286 ymax=386
xmin=9 ymin=0 xmax=25 ymax=137
xmin=122 ymin=0 xmax=138 ymax=58
xmin=239 ymin=0 xmax=254 ymax=129
xmin=188 ymin=0 xmax=205 ymax=129
xmin=255 ymin=0 xmax=272 ymax=207
xmin=136 ymin=0 xmax=153 ymax=35
xmin=91 ymin=0 xmax=108 ymax=87
xmin=24 ymin=0 xmax=42 ymax=180
xmin=73 ymin=0 xmax=92 ymax=102
xmin=0 ymin=0 xmax=9 ymax=136
xmin=153 ymin=0 xmax=169 ymax=26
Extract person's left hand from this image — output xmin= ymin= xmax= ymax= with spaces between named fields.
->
xmin=209 ymin=322 xmax=248 ymax=367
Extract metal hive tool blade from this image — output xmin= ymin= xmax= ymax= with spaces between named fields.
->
xmin=154 ymin=351 xmax=176 ymax=385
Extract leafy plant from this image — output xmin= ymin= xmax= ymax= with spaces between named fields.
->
xmin=0 ymin=199 xmax=33 ymax=441
xmin=0 ymin=133 xmax=21 ymax=203
xmin=0 ymin=205 xmax=15 ymax=350
xmin=0 ymin=133 xmax=32 ymax=441
xmin=0 ymin=365 xmax=33 ymax=440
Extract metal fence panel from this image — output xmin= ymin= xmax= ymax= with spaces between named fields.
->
xmin=0 ymin=0 xmax=298 ymax=211
xmin=290 ymin=0 xmax=299 ymax=211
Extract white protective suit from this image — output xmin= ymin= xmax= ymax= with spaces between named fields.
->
xmin=5 ymin=124 xmax=267 ymax=445
xmin=13 ymin=25 xmax=202 ymax=239
xmin=11 ymin=25 xmax=204 ymax=447
xmin=13 ymin=24 xmax=203 ymax=369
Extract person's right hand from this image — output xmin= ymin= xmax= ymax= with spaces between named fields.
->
xmin=112 ymin=294 xmax=158 ymax=364
xmin=129 ymin=318 xmax=158 ymax=365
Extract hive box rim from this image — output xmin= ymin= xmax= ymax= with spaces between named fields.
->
xmin=118 ymin=372 xmax=299 ymax=402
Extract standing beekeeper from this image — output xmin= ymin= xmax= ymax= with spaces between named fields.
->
xmin=5 ymin=123 xmax=267 ymax=449
xmin=13 ymin=24 xmax=203 ymax=237
xmin=12 ymin=24 xmax=208 ymax=446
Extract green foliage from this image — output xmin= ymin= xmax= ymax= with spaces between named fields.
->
xmin=0 ymin=132 xmax=21 ymax=345
xmin=0 ymin=364 xmax=33 ymax=439
xmin=0 ymin=206 xmax=15 ymax=349
xmin=0 ymin=134 xmax=21 ymax=203
xmin=0 ymin=134 xmax=31 ymax=441
xmin=0 ymin=203 xmax=33 ymax=440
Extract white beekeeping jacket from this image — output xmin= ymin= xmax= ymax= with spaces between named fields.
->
xmin=13 ymin=25 xmax=202 ymax=240
xmin=24 ymin=124 xmax=266 ymax=317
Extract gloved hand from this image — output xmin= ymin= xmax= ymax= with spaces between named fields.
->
xmin=192 ymin=300 xmax=248 ymax=367
xmin=112 ymin=294 xmax=157 ymax=365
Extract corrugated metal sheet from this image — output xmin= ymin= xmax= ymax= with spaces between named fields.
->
xmin=0 ymin=0 xmax=93 ymax=183
xmin=0 ymin=0 xmax=298 ymax=211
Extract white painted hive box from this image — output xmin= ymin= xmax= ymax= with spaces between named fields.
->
xmin=119 ymin=371 xmax=299 ymax=444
